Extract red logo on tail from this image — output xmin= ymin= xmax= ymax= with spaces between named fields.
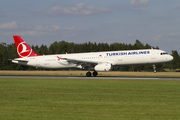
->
xmin=17 ymin=42 xmax=32 ymax=58
xmin=13 ymin=36 xmax=40 ymax=58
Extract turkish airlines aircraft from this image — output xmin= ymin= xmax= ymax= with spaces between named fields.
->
xmin=12 ymin=36 xmax=173 ymax=77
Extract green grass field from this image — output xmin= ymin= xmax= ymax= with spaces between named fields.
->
xmin=1 ymin=78 xmax=180 ymax=120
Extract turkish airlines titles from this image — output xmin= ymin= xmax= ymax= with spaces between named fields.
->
xmin=106 ymin=50 xmax=150 ymax=56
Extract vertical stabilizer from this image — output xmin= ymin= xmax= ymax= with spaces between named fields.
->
xmin=13 ymin=36 xmax=39 ymax=58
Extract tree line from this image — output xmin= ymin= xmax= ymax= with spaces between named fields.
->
xmin=0 ymin=40 xmax=179 ymax=71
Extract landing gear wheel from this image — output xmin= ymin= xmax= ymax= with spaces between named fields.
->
xmin=86 ymin=72 xmax=91 ymax=77
xmin=93 ymin=71 xmax=98 ymax=77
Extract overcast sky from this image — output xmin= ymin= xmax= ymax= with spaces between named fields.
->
xmin=0 ymin=0 xmax=180 ymax=53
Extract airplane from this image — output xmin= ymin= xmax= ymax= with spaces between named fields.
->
xmin=11 ymin=35 xmax=173 ymax=77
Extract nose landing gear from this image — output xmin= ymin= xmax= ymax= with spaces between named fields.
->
xmin=153 ymin=64 xmax=156 ymax=73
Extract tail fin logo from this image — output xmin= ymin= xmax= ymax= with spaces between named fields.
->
xmin=17 ymin=42 xmax=32 ymax=58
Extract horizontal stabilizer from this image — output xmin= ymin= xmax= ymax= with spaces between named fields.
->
xmin=13 ymin=58 xmax=29 ymax=62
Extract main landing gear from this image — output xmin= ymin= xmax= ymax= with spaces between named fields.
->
xmin=86 ymin=71 xmax=98 ymax=77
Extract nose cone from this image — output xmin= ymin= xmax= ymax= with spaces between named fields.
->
xmin=168 ymin=55 xmax=174 ymax=62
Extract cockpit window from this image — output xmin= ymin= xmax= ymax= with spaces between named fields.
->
xmin=161 ymin=52 xmax=168 ymax=55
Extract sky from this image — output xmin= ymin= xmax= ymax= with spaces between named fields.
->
xmin=0 ymin=0 xmax=180 ymax=53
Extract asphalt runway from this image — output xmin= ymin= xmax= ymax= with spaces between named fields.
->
xmin=0 ymin=75 xmax=180 ymax=80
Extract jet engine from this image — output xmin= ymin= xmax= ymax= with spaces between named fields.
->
xmin=94 ymin=63 xmax=112 ymax=72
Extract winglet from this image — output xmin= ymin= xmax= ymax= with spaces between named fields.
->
xmin=13 ymin=36 xmax=40 ymax=58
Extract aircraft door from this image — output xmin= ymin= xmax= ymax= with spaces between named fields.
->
xmin=36 ymin=57 xmax=40 ymax=68
xmin=151 ymin=50 xmax=156 ymax=59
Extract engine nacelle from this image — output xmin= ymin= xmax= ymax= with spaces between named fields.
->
xmin=94 ymin=63 xmax=112 ymax=72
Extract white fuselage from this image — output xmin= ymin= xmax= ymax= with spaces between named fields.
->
xmin=12 ymin=49 xmax=173 ymax=70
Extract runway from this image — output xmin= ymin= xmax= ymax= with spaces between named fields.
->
xmin=0 ymin=75 xmax=180 ymax=80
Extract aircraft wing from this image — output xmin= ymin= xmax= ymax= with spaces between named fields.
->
xmin=61 ymin=57 xmax=116 ymax=65
xmin=62 ymin=58 xmax=99 ymax=64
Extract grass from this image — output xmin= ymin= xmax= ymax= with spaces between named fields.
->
xmin=0 ymin=70 xmax=180 ymax=77
xmin=1 ymin=78 xmax=180 ymax=120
